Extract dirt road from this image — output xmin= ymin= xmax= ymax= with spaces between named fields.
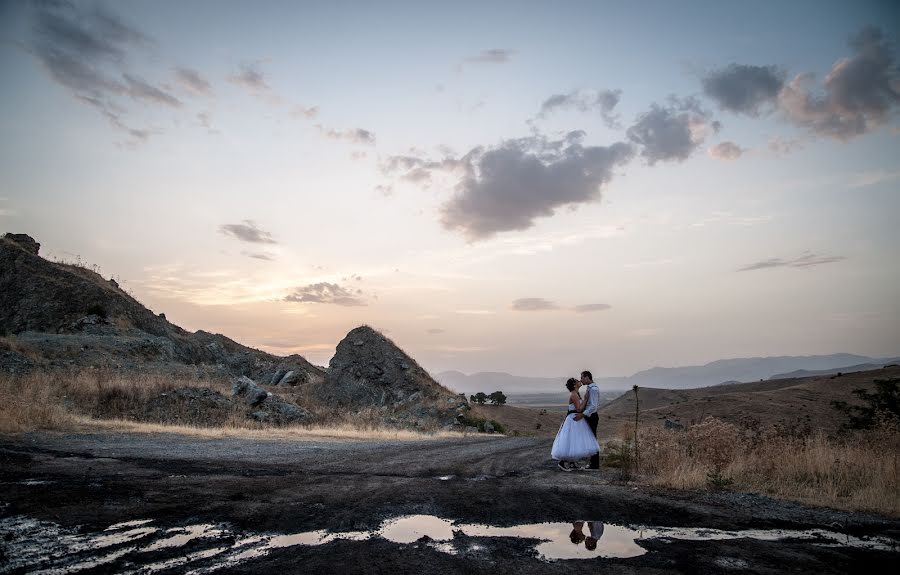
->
xmin=1 ymin=431 xmax=898 ymax=574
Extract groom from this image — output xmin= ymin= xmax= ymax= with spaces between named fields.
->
xmin=573 ymin=370 xmax=600 ymax=470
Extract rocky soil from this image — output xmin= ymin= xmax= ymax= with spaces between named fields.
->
xmin=0 ymin=430 xmax=898 ymax=574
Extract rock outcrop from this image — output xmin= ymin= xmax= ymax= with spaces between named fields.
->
xmin=320 ymin=326 xmax=467 ymax=428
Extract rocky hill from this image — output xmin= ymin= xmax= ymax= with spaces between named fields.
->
xmin=0 ymin=233 xmax=323 ymax=384
xmin=0 ymin=233 xmax=469 ymax=431
xmin=321 ymin=326 xmax=468 ymax=428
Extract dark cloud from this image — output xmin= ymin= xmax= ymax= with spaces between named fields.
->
xmin=627 ymin=97 xmax=716 ymax=165
xmin=702 ymin=64 xmax=785 ymax=116
xmin=537 ymin=89 xmax=622 ymax=127
xmin=318 ymin=126 xmax=376 ymax=145
xmin=512 ymin=298 xmax=559 ymax=311
xmin=27 ymin=1 xmax=181 ymax=143
xmin=284 ymin=283 xmax=366 ymax=306
xmin=573 ymin=303 xmax=611 ymax=313
xmin=707 ymin=141 xmax=744 ymax=160
xmin=123 ymin=74 xmax=181 ymax=107
xmin=229 ymin=62 xmax=269 ymax=92
xmin=175 ymin=67 xmax=212 ymax=96
xmin=381 ymin=133 xmax=634 ymax=239
xmin=383 ymin=132 xmax=633 ymax=240
xmin=778 ymin=27 xmax=900 ymax=140
xmin=738 ymin=252 xmax=846 ymax=271
xmin=219 ymin=220 xmax=277 ymax=244
xmin=465 ymin=49 xmax=514 ymax=63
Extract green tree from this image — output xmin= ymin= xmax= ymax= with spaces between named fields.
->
xmin=470 ymin=392 xmax=488 ymax=405
xmin=831 ymin=378 xmax=900 ymax=430
xmin=488 ymin=391 xmax=507 ymax=405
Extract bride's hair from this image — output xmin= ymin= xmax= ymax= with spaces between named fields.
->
xmin=565 ymin=377 xmax=577 ymax=391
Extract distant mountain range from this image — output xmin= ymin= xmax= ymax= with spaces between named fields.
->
xmin=435 ymin=353 xmax=900 ymax=394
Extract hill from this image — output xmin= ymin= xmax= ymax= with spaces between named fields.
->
xmin=597 ymin=366 xmax=900 ymax=434
xmin=0 ymin=233 xmax=470 ymax=431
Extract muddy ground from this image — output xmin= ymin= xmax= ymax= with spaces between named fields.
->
xmin=1 ymin=431 xmax=898 ymax=574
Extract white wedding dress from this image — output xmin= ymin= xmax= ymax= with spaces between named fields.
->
xmin=551 ymin=402 xmax=600 ymax=461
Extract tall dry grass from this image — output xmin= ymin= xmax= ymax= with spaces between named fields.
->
xmin=624 ymin=416 xmax=900 ymax=517
xmin=0 ymin=369 xmax=464 ymax=440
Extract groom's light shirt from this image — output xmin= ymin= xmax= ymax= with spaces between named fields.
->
xmin=582 ymin=383 xmax=600 ymax=417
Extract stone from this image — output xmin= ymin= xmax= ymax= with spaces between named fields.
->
xmin=278 ymin=370 xmax=301 ymax=386
xmin=270 ymin=369 xmax=286 ymax=385
xmin=664 ymin=419 xmax=685 ymax=431
xmin=3 ymin=233 xmax=40 ymax=255
xmin=232 ymin=375 xmax=267 ymax=407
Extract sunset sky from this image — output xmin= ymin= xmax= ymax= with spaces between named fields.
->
xmin=1 ymin=0 xmax=898 ymax=376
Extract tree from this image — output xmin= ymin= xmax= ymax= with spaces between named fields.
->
xmin=470 ymin=392 xmax=488 ymax=405
xmin=488 ymin=390 xmax=507 ymax=405
xmin=831 ymin=378 xmax=900 ymax=430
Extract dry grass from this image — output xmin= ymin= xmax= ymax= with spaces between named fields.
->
xmin=0 ymin=369 xmax=465 ymax=441
xmin=70 ymin=417 xmax=463 ymax=442
xmin=626 ymin=416 xmax=900 ymax=517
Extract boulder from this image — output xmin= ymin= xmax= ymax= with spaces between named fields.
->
xmin=270 ymin=369 xmax=287 ymax=385
xmin=278 ymin=370 xmax=302 ymax=386
xmin=232 ymin=375 xmax=267 ymax=407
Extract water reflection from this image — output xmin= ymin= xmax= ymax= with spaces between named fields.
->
xmin=2 ymin=513 xmax=897 ymax=575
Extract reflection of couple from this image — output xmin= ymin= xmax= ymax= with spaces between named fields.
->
xmin=569 ymin=521 xmax=605 ymax=551
xmin=551 ymin=371 xmax=601 ymax=471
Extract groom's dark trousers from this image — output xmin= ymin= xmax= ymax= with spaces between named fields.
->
xmin=586 ymin=413 xmax=600 ymax=469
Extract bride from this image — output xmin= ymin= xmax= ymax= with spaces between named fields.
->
xmin=551 ymin=377 xmax=600 ymax=471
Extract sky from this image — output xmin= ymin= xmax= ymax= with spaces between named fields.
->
xmin=1 ymin=0 xmax=899 ymax=377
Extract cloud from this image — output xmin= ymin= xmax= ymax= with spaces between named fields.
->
xmin=702 ymin=64 xmax=785 ymax=116
xmin=229 ymin=62 xmax=269 ymax=92
xmin=175 ymin=67 xmax=212 ymax=96
xmin=707 ymin=141 xmax=744 ymax=160
xmin=573 ymin=303 xmax=611 ymax=313
xmin=241 ymin=251 xmax=274 ymax=261
xmin=27 ymin=1 xmax=168 ymax=141
xmin=738 ymin=252 xmax=846 ymax=271
xmin=318 ymin=126 xmax=376 ymax=145
xmin=284 ymin=283 xmax=366 ymax=306
xmin=627 ymin=96 xmax=716 ymax=164
xmin=767 ymin=136 xmax=803 ymax=156
xmin=219 ymin=220 xmax=277 ymax=244
xmin=778 ymin=27 xmax=900 ymax=140
xmin=385 ymin=132 xmax=633 ymax=240
xmin=426 ymin=328 xmax=445 ymax=335
xmin=292 ymin=104 xmax=319 ymax=119
xmin=537 ymin=89 xmax=622 ymax=127
xmin=123 ymin=73 xmax=181 ymax=107
xmin=512 ymin=298 xmax=559 ymax=311
xmin=465 ymin=49 xmax=514 ymax=63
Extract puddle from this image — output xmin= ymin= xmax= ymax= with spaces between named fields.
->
xmin=1 ymin=513 xmax=897 ymax=574
xmin=142 ymin=524 xmax=223 ymax=552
